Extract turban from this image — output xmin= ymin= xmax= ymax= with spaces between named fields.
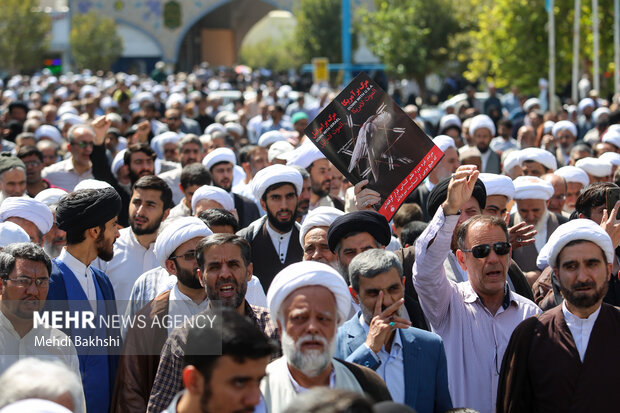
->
xmin=0 ymin=197 xmax=53 ymax=234
xmin=502 ymin=150 xmax=521 ymax=174
xmin=258 ymin=130 xmax=287 ymax=148
xmin=156 ymin=131 xmax=181 ymax=152
xmin=58 ymin=113 xmax=83 ymax=129
xmin=432 ymin=135 xmax=456 ymax=153
xmin=478 ymin=173 xmax=515 ymax=199
xmin=55 ymin=188 xmax=121 ymax=233
xmin=599 ymin=151 xmax=620 ymax=167
xmin=578 ymin=98 xmax=595 ymax=113
xmin=251 ymin=164 xmax=303 ymax=201
xmin=153 ymin=216 xmax=213 ymax=268
xmin=191 ymin=185 xmax=234 ymax=212
xmin=468 ymin=114 xmax=496 ymax=137
xmin=576 ymin=157 xmax=612 ymax=178
xmin=233 ymin=165 xmax=246 ymax=187
xmin=518 ymin=147 xmax=557 ymax=171
xmin=0 ymin=153 xmax=25 ymax=175
xmin=602 ymin=129 xmax=620 ymax=148
xmin=608 ymin=124 xmax=620 ymax=135
xmin=592 ymin=107 xmax=610 ymax=123
xmin=268 ymin=140 xmax=295 ymax=162
xmin=327 ymin=210 xmax=391 ymax=252
xmin=286 ymin=140 xmax=326 ymax=169
xmin=111 ymin=149 xmax=126 ymax=176
xmin=0 ymin=399 xmax=73 ymax=413
xmin=554 ymin=166 xmax=590 ymax=188
xmin=523 ymin=98 xmax=541 ymax=112
xmin=225 ymin=122 xmax=244 ymax=136
xmin=551 ymin=120 xmax=577 ymax=138
xmin=267 ymin=261 xmax=351 ymax=325
xmin=427 ymin=174 xmax=487 ymax=218
xmin=458 ymin=145 xmax=481 ymax=161
xmin=204 ymin=123 xmax=226 ymax=135
xmin=74 ymin=179 xmax=113 ymax=191
xmin=0 ymin=221 xmax=30 ymax=248
xmin=34 ymin=125 xmax=62 ymax=145
xmin=299 ymin=206 xmax=345 ymax=247
xmin=513 ymin=176 xmax=554 ymax=200
xmin=136 ymin=91 xmax=154 ymax=104
xmin=57 ymin=104 xmax=77 ymax=117
xmin=34 ymin=188 xmax=68 ymax=207
xmin=543 ymin=120 xmax=555 ymax=135
xmin=202 ymin=147 xmax=236 ymax=171
xmin=166 ymin=92 xmax=186 ymax=109
xmin=537 ymin=218 xmax=613 ymax=270
xmin=291 ymin=112 xmax=309 ymax=125
xmin=439 ymin=114 xmax=461 ymax=133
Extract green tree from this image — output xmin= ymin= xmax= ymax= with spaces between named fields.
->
xmin=70 ymin=12 xmax=123 ymax=71
xmin=0 ymin=0 xmax=51 ymax=73
xmin=465 ymin=0 xmax=617 ymax=95
xmin=358 ymin=0 xmax=463 ymax=97
xmin=294 ymin=0 xmax=349 ymax=64
xmin=239 ymin=37 xmax=302 ymax=72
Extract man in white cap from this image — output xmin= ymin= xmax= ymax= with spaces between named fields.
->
xmin=502 ymin=149 xmax=523 ymax=179
xmin=111 ymin=216 xmax=212 ymax=413
xmin=469 ymin=114 xmax=501 ymax=174
xmin=34 ymin=188 xmax=68 ymax=258
xmin=159 ymin=135 xmax=205 ymax=205
xmin=518 ymin=147 xmax=558 ymax=177
xmin=232 ymin=145 xmax=269 ymax=204
xmin=542 ymin=173 xmax=570 ymax=217
xmin=260 ymin=261 xmax=391 ymax=412
xmin=576 ymin=157 xmax=612 ymax=184
xmin=601 ymin=127 xmax=620 ymax=154
xmin=497 ymin=219 xmax=620 ymax=412
xmin=202 ymin=147 xmax=259 ymax=228
xmin=577 ymin=97 xmax=595 ymax=139
xmin=510 ymin=176 xmax=562 ymax=276
xmin=0 ymin=222 xmax=29 ymax=250
xmin=0 ymin=154 xmax=26 ymax=205
xmin=299 ymin=206 xmax=344 ymax=267
xmin=410 ymin=135 xmax=460 ymax=221
xmin=554 ymin=166 xmax=590 ymax=213
xmin=238 ymin=164 xmax=304 ymax=291
xmin=92 ymin=176 xmax=172 ymax=304
xmin=41 ymin=124 xmax=95 ymax=191
xmin=552 ymin=120 xmax=578 ymax=166
xmin=598 ymin=151 xmax=620 ymax=177
xmin=191 ymin=185 xmax=235 ymax=216
xmin=287 ymin=141 xmax=344 ymax=211
xmin=0 ymin=197 xmax=53 ymax=246
xmin=412 ymin=165 xmax=540 ymax=413
xmin=147 ymin=234 xmax=279 ymax=412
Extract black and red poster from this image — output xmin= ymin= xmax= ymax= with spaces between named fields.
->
xmin=304 ymin=72 xmax=444 ymax=221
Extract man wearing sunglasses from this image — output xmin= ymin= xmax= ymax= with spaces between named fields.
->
xmin=41 ymin=124 xmax=96 ymax=191
xmin=412 ymin=165 xmax=540 ymax=413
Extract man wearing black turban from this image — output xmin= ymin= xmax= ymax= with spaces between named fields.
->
xmin=46 ymin=187 xmax=122 ymax=413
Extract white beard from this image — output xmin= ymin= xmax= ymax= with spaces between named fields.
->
xmin=281 ymin=330 xmax=336 ymax=378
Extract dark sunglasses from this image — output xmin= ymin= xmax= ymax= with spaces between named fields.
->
xmin=462 ymin=242 xmax=511 ymax=258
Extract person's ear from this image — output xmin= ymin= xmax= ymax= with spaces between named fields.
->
xmin=165 ymin=258 xmax=177 ymax=275
xmin=196 ymin=268 xmax=206 ymax=288
xmin=349 ymin=286 xmax=360 ymax=304
xmin=401 ymin=276 xmax=406 ymax=287
xmin=87 ymin=226 xmax=99 ymax=240
xmin=246 ymin=262 xmax=253 ymax=282
xmin=259 ymin=198 xmax=266 ymax=212
xmin=182 ymin=366 xmax=204 ymax=394
xmin=456 ymin=249 xmax=468 ymax=271
xmin=162 ymin=208 xmax=170 ymax=221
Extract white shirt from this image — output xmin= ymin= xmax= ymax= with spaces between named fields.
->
xmin=41 ymin=158 xmax=93 ymax=191
xmin=167 ymin=284 xmax=209 ymax=335
xmin=168 ymin=200 xmax=191 ymax=218
xmin=158 ymin=167 xmax=183 ymax=205
xmin=58 ymin=247 xmax=97 ymax=302
xmin=359 ymin=314 xmax=405 ymax=403
xmin=265 ymin=222 xmax=293 ymax=264
xmin=93 ymin=228 xmax=159 ymax=305
xmin=562 ymin=301 xmax=601 ymax=362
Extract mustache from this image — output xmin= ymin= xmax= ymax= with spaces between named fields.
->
xmin=572 ymin=281 xmax=596 ymax=289
xmin=296 ymin=334 xmax=328 ymax=348
xmin=215 ymin=277 xmax=238 ymax=288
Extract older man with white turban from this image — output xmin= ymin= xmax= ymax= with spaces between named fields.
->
xmin=191 ymin=185 xmax=235 ymax=216
xmin=498 ymin=219 xmax=620 ymax=413
xmin=410 ymin=135 xmax=460 ymax=221
xmin=202 ymin=147 xmax=259 ymax=228
xmin=552 ymin=120 xmax=578 ymax=166
xmin=519 ymin=147 xmax=558 ymax=177
xmin=259 ymin=261 xmax=391 ymax=412
xmin=34 ymin=188 xmax=68 ymax=258
xmin=510 ymin=176 xmax=562 ymax=276
xmin=299 ymin=206 xmax=344 ymax=267
xmin=238 ymin=164 xmax=304 ymax=292
xmin=0 ymin=197 xmax=53 ymax=245
xmin=576 ymin=157 xmax=612 ymax=184
xmin=469 ymin=114 xmax=501 ymax=174
xmin=554 ymin=166 xmax=590 ymax=213
xmin=0 ymin=222 xmax=29 ymax=249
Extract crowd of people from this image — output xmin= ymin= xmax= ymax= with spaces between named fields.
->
xmin=0 ymin=66 xmax=618 ymax=413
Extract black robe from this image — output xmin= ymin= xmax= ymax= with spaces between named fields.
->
xmin=497 ymin=303 xmax=620 ymax=413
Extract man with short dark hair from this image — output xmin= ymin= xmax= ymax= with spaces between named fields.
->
xmin=237 ymin=165 xmax=304 ymax=291
xmin=336 ymin=249 xmax=452 ymax=413
xmin=168 ymin=164 xmax=211 ymax=218
xmin=16 ymin=146 xmax=53 ymax=197
xmin=198 ymin=208 xmax=239 ymax=234
xmin=0 ymin=153 xmax=27 ymax=204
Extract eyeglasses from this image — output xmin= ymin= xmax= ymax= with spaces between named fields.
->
xmin=166 ymin=117 xmax=180 ymax=121
xmin=169 ymin=250 xmax=196 ymax=261
xmin=5 ymin=277 xmax=50 ymax=288
xmin=73 ymin=141 xmax=94 ymax=149
xmin=23 ymin=160 xmax=42 ymax=167
xmin=461 ymin=242 xmax=511 ymax=258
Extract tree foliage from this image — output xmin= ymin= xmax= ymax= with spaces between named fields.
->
xmin=239 ymin=37 xmax=302 ymax=72
xmin=358 ymin=0 xmax=462 ymax=89
xmin=0 ymin=0 xmax=51 ymax=73
xmin=294 ymin=0 xmax=351 ymax=63
xmin=464 ymin=0 xmax=617 ymax=95
xmin=70 ymin=12 xmax=123 ymax=71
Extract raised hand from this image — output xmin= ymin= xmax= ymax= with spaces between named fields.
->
xmin=441 ymin=165 xmax=479 ymax=216
xmin=354 ymin=179 xmax=381 ymax=211
xmin=364 ymin=291 xmax=411 ymax=354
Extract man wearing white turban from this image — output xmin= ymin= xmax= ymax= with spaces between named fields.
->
xmin=498 ymin=219 xmax=620 ymax=413
xmin=299 ymin=206 xmax=344 ymax=267
xmin=260 ymin=261 xmax=391 ymax=412
xmin=469 ymin=114 xmax=501 ymax=174
xmin=0 ymin=197 xmax=53 ymax=245
xmin=238 ymin=164 xmax=304 ymax=291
